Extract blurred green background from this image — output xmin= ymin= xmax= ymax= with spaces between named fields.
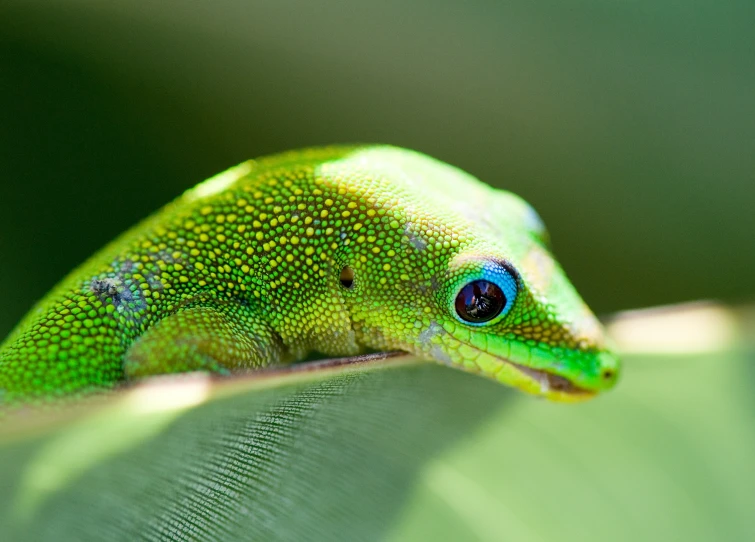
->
xmin=1 ymin=0 xmax=754 ymax=341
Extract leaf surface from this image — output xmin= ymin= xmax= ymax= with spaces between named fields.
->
xmin=1 ymin=304 xmax=752 ymax=541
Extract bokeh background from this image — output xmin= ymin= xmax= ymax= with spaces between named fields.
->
xmin=1 ymin=1 xmax=754 ymax=340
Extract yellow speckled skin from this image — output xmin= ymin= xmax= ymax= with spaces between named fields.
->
xmin=0 ymin=146 xmax=619 ymax=407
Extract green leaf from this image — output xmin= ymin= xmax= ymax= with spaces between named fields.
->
xmin=0 ymin=304 xmax=753 ymax=541
xmin=0 ymin=355 xmax=512 ymax=540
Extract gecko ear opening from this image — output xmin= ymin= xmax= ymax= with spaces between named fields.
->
xmin=339 ymin=266 xmax=355 ymax=289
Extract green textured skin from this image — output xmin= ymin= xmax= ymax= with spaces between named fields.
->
xmin=0 ymin=146 xmax=618 ymax=407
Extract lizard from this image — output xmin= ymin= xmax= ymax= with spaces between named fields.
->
xmin=0 ymin=145 xmax=619 ymax=408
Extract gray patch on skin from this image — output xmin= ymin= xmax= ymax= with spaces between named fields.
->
xmin=91 ymin=274 xmax=144 ymax=313
xmin=418 ymin=321 xmax=446 ymax=345
xmin=116 ymin=285 xmax=137 ymax=311
xmin=146 ymin=274 xmax=165 ymax=292
xmin=90 ymin=277 xmax=121 ymax=298
xmin=120 ymin=259 xmax=136 ymax=274
xmin=416 ymin=281 xmax=433 ymax=295
xmin=156 ymin=250 xmax=181 ymax=265
xmin=430 ymin=276 xmax=440 ymax=291
xmin=403 ymin=222 xmax=427 ymax=250
xmin=430 ymin=345 xmax=452 ymax=364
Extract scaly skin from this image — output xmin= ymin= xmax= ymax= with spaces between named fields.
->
xmin=0 ymin=146 xmax=619 ymax=407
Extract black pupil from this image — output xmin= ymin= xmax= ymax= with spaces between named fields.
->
xmin=455 ymin=280 xmax=506 ymax=323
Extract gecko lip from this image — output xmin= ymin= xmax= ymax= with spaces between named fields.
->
xmin=508 ymin=362 xmax=595 ymax=396
xmin=450 ymin=342 xmax=596 ymax=397
xmin=460 ymin=347 xmax=596 ymax=398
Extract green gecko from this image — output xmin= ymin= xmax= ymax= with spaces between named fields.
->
xmin=0 ymin=146 xmax=619 ymax=408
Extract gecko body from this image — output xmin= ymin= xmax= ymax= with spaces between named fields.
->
xmin=0 ymin=146 xmax=619 ymax=406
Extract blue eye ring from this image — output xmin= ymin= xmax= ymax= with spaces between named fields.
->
xmin=450 ymin=261 xmax=519 ymax=326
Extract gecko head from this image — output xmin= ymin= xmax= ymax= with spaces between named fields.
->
xmin=323 ymin=145 xmax=620 ymax=402
xmin=349 ymin=228 xmax=621 ymax=402
xmin=407 ymin=185 xmax=620 ymax=402
xmin=415 ymin=185 xmax=621 ymax=402
xmin=419 ymin=246 xmax=620 ymax=402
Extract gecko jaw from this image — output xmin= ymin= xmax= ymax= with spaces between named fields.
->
xmin=445 ymin=342 xmax=597 ymax=401
xmin=508 ymin=362 xmax=594 ymax=398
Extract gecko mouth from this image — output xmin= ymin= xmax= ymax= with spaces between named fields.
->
xmin=458 ymin=341 xmax=595 ymax=398
xmin=508 ymin=362 xmax=594 ymax=397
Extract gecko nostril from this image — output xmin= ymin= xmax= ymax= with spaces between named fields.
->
xmin=339 ymin=266 xmax=355 ymax=289
xmin=602 ymin=369 xmax=615 ymax=380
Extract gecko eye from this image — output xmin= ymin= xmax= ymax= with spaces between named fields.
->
xmin=455 ymin=280 xmax=506 ymax=323
xmin=449 ymin=260 xmax=519 ymax=325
